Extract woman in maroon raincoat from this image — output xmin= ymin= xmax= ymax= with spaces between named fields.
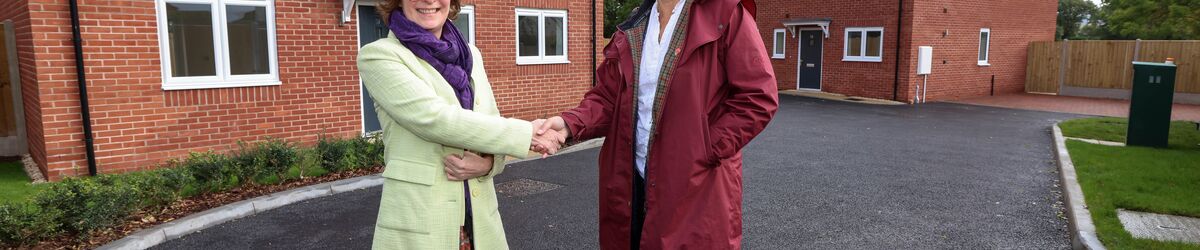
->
xmin=537 ymin=0 xmax=777 ymax=249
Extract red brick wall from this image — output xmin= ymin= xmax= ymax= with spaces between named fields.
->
xmin=757 ymin=0 xmax=1055 ymax=103
xmin=906 ymin=0 xmax=1056 ymax=102
xmin=21 ymin=0 xmax=601 ymax=180
xmin=23 ymin=0 xmax=360 ymax=180
xmin=463 ymin=0 xmax=602 ymax=120
xmin=756 ymin=0 xmax=913 ymax=101
xmin=1 ymin=0 xmax=46 ymax=178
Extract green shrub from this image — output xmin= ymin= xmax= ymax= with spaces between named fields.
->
xmin=317 ymin=135 xmax=353 ymax=172
xmin=126 ymin=168 xmax=194 ymax=208
xmin=156 ymin=166 xmax=196 ymax=197
xmin=295 ymin=148 xmax=320 ymax=178
xmin=355 ymin=134 xmax=385 ymax=168
xmin=229 ymin=141 xmax=260 ymax=185
xmin=33 ymin=175 xmax=139 ymax=240
xmin=319 ymin=134 xmax=384 ymax=172
xmin=0 ymin=137 xmax=371 ymax=246
xmin=0 ymin=203 xmax=60 ymax=246
xmin=253 ymin=138 xmax=297 ymax=182
xmin=182 ymin=152 xmax=236 ymax=192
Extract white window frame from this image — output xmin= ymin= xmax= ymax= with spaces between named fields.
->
xmin=515 ymin=8 xmax=569 ymax=65
xmin=772 ymin=28 xmax=786 ymax=59
xmin=455 ymin=5 xmax=475 ymax=44
xmin=978 ymin=28 xmax=991 ymax=66
xmin=842 ymin=27 xmax=884 ymax=62
xmin=155 ymin=0 xmax=280 ymax=90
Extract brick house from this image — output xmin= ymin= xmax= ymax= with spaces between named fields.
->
xmin=756 ymin=0 xmax=1056 ymax=102
xmin=0 ymin=0 xmax=602 ymax=181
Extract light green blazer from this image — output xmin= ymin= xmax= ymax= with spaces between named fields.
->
xmin=358 ymin=32 xmax=531 ymax=250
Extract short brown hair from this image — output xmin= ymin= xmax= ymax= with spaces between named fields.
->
xmin=378 ymin=0 xmax=462 ymax=25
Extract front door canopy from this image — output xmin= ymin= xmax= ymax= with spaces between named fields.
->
xmin=341 ymin=0 xmax=357 ymax=25
xmin=782 ymin=18 xmax=830 ymax=38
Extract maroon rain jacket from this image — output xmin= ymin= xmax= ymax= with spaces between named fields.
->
xmin=560 ymin=0 xmax=778 ymax=249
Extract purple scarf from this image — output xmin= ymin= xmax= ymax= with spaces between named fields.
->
xmin=389 ymin=9 xmax=474 ymax=110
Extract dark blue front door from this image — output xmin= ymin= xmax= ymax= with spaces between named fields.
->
xmin=359 ymin=6 xmax=387 ymax=133
xmin=798 ymin=30 xmax=822 ymax=90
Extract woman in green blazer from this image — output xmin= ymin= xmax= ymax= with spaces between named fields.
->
xmin=357 ymin=0 xmax=564 ymax=249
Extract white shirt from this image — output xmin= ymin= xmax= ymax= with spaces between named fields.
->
xmin=635 ymin=0 xmax=685 ymax=178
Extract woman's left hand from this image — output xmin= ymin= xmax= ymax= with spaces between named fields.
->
xmin=444 ymin=151 xmax=495 ymax=181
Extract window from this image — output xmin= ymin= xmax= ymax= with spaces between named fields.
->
xmin=452 ymin=5 xmax=475 ymax=44
xmin=772 ymin=29 xmax=786 ymax=59
xmin=978 ymin=28 xmax=991 ymax=66
xmin=515 ymin=8 xmax=568 ymax=65
xmin=156 ymin=0 xmax=279 ymax=90
xmin=843 ymin=27 xmax=883 ymax=62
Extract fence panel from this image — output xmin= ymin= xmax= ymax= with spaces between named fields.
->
xmin=0 ymin=30 xmax=13 ymax=137
xmin=1025 ymin=41 xmax=1061 ymax=94
xmin=1027 ymin=40 xmax=1200 ymax=95
xmin=1064 ymin=40 xmax=1136 ymax=89
xmin=1138 ymin=41 xmax=1200 ymax=93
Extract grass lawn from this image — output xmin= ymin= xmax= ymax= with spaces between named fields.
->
xmin=1063 ymin=117 xmax=1200 ymax=249
xmin=1060 ymin=117 xmax=1200 ymax=150
xmin=0 ymin=160 xmax=40 ymax=204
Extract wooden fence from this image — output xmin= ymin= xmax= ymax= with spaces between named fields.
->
xmin=0 ymin=29 xmax=14 ymax=137
xmin=1026 ymin=40 xmax=1200 ymax=95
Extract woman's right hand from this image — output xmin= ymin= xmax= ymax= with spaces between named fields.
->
xmin=444 ymin=151 xmax=494 ymax=181
xmin=530 ymin=120 xmax=566 ymax=157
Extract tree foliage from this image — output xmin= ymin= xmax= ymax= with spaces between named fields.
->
xmin=1084 ymin=0 xmax=1195 ymax=39
xmin=605 ymin=0 xmax=642 ymax=37
xmin=1098 ymin=0 xmax=1200 ymax=40
xmin=1058 ymin=0 xmax=1098 ymax=40
xmin=1057 ymin=0 xmax=1200 ymax=40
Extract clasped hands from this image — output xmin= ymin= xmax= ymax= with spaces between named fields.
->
xmin=443 ymin=116 xmax=570 ymax=181
xmin=530 ymin=116 xmax=570 ymax=158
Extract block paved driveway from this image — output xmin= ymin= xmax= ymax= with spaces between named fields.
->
xmin=154 ymin=95 xmax=1076 ymax=249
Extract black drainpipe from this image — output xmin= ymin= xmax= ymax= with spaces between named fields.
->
xmin=990 ymin=75 xmax=996 ymax=96
xmin=892 ymin=0 xmax=903 ymax=101
xmin=69 ymin=0 xmax=98 ymax=176
xmin=591 ymin=0 xmax=597 ymax=87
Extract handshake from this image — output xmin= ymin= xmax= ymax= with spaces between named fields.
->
xmin=529 ymin=116 xmax=570 ymax=158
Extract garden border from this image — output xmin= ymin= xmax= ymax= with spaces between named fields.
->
xmin=98 ymin=138 xmax=604 ymax=250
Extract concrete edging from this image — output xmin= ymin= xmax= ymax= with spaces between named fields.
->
xmin=97 ymin=175 xmax=384 ymax=250
xmin=98 ymin=138 xmax=605 ymax=250
xmin=1053 ymin=124 xmax=1107 ymax=250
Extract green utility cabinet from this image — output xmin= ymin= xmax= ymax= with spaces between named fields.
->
xmin=1127 ymin=62 xmax=1177 ymax=148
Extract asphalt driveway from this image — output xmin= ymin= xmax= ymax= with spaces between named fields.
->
xmin=153 ymin=95 xmax=1076 ymax=249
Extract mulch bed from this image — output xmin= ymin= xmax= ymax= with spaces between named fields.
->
xmin=15 ymin=166 xmax=382 ymax=250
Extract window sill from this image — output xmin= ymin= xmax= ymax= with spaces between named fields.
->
xmin=843 ymin=57 xmax=883 ymax=62
xmin=162 ymin=80 xmax=282 ymax=91
xmin=772 ymin=55 xmax=786 ymax=60
xmin=978 ymin=62 xmax=991 ymax=66
xmin=516 ymin=59 xmax=571 ymax=65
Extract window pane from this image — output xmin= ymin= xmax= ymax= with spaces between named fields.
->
xmin=452 ymin=12 xmax=472 ymax=43
xmin=544 ymin=16 xmax=564 ymax=56
xmin=979 ymin=32 xmax=990 ymax=61
xmin=518 ymin=15 xmax=538 ymax=57
xmin=774 ymin=32 xmax=784 ymax=54
xmin=866 ymin=31 xmax=882 ymax=57
xmin=166 ymin=3 xmax=216 ymax=77
xmin=847 ymin=31 xmax=862 ymax=57
xmin=226 ymin=5 xmax=269 ymax=75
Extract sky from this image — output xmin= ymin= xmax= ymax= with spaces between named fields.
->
xmin=1088 ymin=0 xmax=1103 ymax=6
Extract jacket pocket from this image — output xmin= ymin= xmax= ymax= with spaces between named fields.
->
xmin=381 ymin=158 xmax=437 ymax=186
xmin=376 ymin=177 xmax=434 ymax=234
xmin=702 ymin=115 xmax=719 ymax=167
